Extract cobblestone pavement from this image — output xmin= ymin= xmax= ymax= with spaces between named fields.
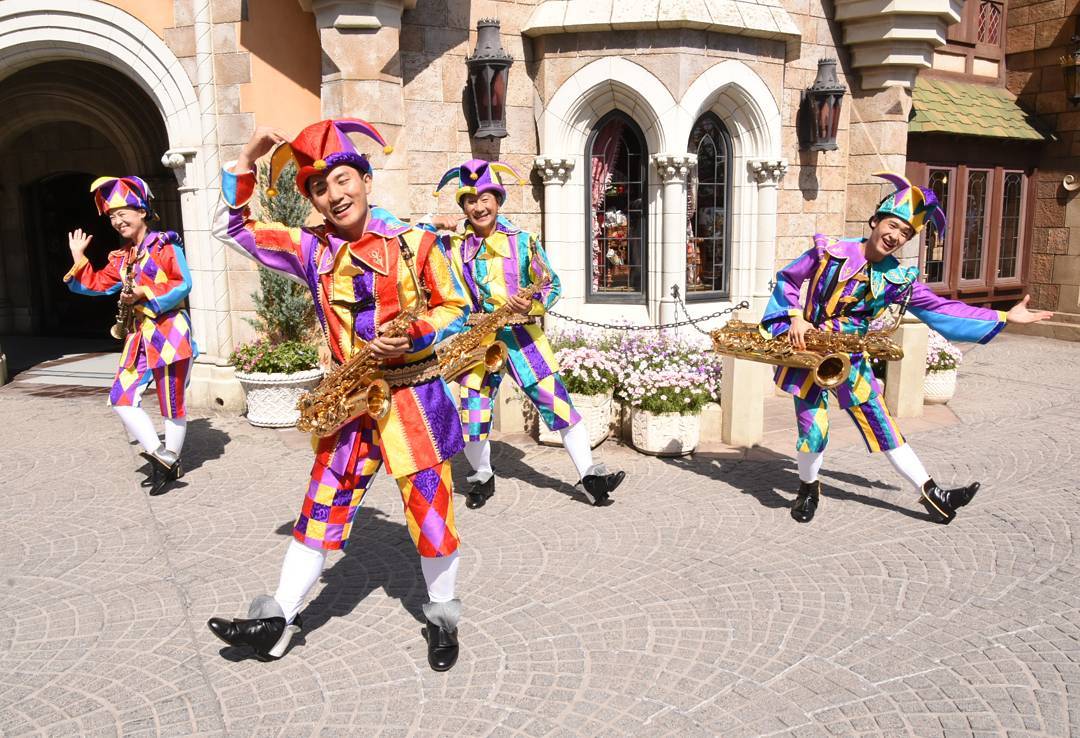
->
xmin=1 ymin=332 xmax=1077 ymax=737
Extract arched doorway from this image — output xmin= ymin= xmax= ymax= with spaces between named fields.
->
xmin=0 ymin=60 xmax=180 ymax=342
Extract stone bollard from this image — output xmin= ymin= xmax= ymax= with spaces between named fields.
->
xmin=884 ymin=317 xmax=929 ymax=418
xmin=188 ymin=356 xmax=246 ymax=412
xmin=720 ymin=355 xmax=766 ymax=447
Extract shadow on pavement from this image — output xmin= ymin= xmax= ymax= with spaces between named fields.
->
xmin=446 ymin=438 xmax=595 ymax=506
xmin=662 ymin=446 xmax=928 ymax=521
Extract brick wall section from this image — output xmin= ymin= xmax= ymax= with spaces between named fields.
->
xmin=1006 ymin=0 xmax=1080 ymax=312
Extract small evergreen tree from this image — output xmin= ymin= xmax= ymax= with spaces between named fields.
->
xmin=245 ymin=161 xmax=318 ymax=343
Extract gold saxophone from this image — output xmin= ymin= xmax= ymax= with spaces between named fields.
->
xmin=436 ymin=239 xmax=552 ymax=382
xmin=109 ymin=251 xmax=137 ymax=340
xmin=296 ymin=308 xmax=419 ymax=436
xmin=710 ymin=321 xmax=904 ymax=389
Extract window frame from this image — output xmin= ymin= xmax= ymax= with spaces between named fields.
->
xmin=584 ymin=110 xmax=649 ymax=305
xmin=685 ymin=111 xmax=734 ymax=302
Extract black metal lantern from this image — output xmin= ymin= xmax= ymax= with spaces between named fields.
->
xmin=466 ymin=19 xmax=513 ymax=139
xmin=800 ymin=58 xmax=846 ymax=152
xmin=1062 ymin=36 xmax=1080 ymax=106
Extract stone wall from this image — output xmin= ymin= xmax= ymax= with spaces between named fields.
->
xmin=1006 ymin=0 xmax=1080 ymax=314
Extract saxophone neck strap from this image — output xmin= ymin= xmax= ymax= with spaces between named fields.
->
xmin=397 ymin=234 xmax=431 ymax=307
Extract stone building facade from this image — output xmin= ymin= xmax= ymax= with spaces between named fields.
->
xmin=0 ymin=0 xmax=989 ymax=407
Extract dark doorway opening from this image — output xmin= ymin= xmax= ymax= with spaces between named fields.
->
xmin=22 ymin=171 xmax=124 ymax=338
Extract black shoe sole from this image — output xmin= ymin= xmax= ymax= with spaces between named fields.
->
xmin=918 ymin=492 xmax=956 ymax=525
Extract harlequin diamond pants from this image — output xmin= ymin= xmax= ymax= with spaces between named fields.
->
xmin=109 ymin=348 xmax=190 ymax=419
xmin=291 ymin=418 xmax=459 ymax=558
xmin=458 ymin=367 xmax=582 ymax=443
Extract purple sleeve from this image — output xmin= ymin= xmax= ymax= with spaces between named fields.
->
xmin=907 ymin=281 xmax=1007 ymax=344
xmin=759 ymin=242 xmax=823 ymax=338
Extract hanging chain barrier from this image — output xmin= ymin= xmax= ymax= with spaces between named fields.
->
xmin=546 ymin=285 xmax=749 ymax=333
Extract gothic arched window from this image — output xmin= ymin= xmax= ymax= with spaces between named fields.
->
xmin=586 ymin=111 xmax=648 ymax=301
xmin=686 ymin=113 xmax=732 ymax=297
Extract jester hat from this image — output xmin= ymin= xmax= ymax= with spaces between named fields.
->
xmin=268 ymin=118 xmax=393 ymax=197
xmin=90 ymin=176 xmax=154 ymax=215
xmin=872 ymin=171 xmax=946 ymax=235
xmin=433 ymin=159 xmax=524 ymax=207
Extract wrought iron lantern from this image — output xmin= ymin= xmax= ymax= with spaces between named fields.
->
xmin=466 ymin=19 xmax=513 ymax=139
xmin=800 ymin=58 xmax=846 ymax=152
xmin=1061 ymin=36 xmax=1080 ymax=106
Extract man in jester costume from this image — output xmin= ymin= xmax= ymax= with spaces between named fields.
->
xmin=762 ymin=172 xmax=1051 ymax=525
xmin=208 ymin=120 xmax=469 ymax=670
xmin=64 ymin=176 xmax=196 ymax=495
xmin=430 ymin=159 xmax=626 ymax=508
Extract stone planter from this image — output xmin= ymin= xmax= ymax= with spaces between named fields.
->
xmin=630 ymin=407 xmax=701 ymax=456
xmin=235 ymin=368 xmax=324 ymax=428
xmin=923 ymin=367 xmax=957 ymax=405
xmin=537 ymin=390 xmax=613 ymax=448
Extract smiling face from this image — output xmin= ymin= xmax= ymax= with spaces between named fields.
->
xmin=865 ymin=214 xmax=915 ymax=263
xmin=107 ymin=207 xmax=148 ymax=244
xmin=461 ymin=191 xmax=501 ymax=237
xmin=307 ymin=166 xmax=373 ymax=240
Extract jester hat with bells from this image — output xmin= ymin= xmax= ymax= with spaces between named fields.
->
xmin=433 ymin=159 xmax=525 ymax=207
xmin=91 ymin=175 xmax=154 ymax=215
xmin=267 ymin=118 xmax=393 ymax=198
xmin=872 ymin=171 xmax=946 ymax=235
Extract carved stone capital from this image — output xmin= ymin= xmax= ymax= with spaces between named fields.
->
xmin=299 ymin=0 xmax=417 ymax=30
xmin=534 ymin=156 xmax=575 ymax=185
xmin=161 ymin=148 xmax=200 ymax=193
xmin=652 ymin=153 xmax=697 ymax=183
xmin=748 ymin=159 xmax=788 ymax=186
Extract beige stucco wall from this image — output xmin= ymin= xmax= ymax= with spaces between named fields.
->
xmin=102 ymin=0 xmax=173 ymax=40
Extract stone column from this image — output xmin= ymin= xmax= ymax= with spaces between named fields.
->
xmin=885 ymin=316 xmax=929 ymax=419
xmin=534 ymin=156 xmax=578 ymax=314
xmin=653 ymin=154 xmax=696 ymax=326
xmin=748 ymin=159 xmax=787 ymax=316
xmin=304 ymin=0 xmax=415 ymax=214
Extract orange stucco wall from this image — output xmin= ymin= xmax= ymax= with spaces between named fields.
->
xmin=102 ymin=0 xmax=172 ymax=40
xmin=239 ymin=0 xmax=322 ymax=136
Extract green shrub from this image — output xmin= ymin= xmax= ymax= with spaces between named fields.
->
xmin=230 ymin=338 xmax=319 ymax=374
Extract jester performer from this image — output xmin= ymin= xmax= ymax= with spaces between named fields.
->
xmin=762 ymin=172 xmax=1052 ymax=525
xmin=207 ymin=120 xmax=469 ymax=671
xmin=429 ymin=160 xmax=626 ymax=509
xmin=64 ymin=176 xmax=196 ymax=496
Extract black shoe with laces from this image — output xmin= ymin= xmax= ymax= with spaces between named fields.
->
xmin=791 ymin=480 xmax=821 ymax=523
xmin=919 ymin=479 xmax=979 ymax=524
xmin=465 ymin=476 xmax=494 ymax=509
xmin=422 ymin=619 xmax=459 ymax=672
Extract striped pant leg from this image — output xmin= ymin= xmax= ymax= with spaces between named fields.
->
xmin=794 ymin=394 xmax=830 ymax=453
xmin=108 ymin=349 xmax=152 ymax=408
xmin=396 ymin=459 xmax=459 ymax=558
xmin=293 ymin=419 xmax=383 ymax=551
xmin=523 ymin=372 xmax=583 ymax=432
xmin=844 ymin=395 xmax=905 ymax=453
xmin=458 ymin=365 xmax=503 ymax=442
xmin=151 ymin=358 xmax=191 ymax=419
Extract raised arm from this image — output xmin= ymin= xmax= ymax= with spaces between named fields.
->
xmin=211 ymin=127 xmax=309 ymax=283
xmin=907 ymin=282 xmax=1007 ymax=343
xmin=64 ymin=228 xmax=123 ymax=295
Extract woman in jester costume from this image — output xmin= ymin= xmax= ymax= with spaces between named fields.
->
xmin=762 ymin=172 xmax=1052 ymax=525
xmin=429 ymin=159 xmax=626 ymax=509
xmin=64 ymin=176 xmax=196 ymax=496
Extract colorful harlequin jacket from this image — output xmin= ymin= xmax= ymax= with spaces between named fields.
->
xmin=760 ymin=234 xmax=1007 ymax=408
xmin=438 ymin=216 xmax=562 ymax=388
xmin=64 ymin=230 xmax=197 ymax=370
xmin=213 ymin=167 xmax=469 ymax=477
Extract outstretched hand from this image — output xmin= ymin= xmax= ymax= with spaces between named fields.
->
xmin=68 ymin=228 xmax=93 ymax=263
xmin=1006 ymin=295 xmax=1054 ymax=324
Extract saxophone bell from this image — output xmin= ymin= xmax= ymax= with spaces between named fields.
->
xmin=812 ymin=353 xmax=851 ymax=389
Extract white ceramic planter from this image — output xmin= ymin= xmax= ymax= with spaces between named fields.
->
xmin=630 ymin=407 xmax=701 ymax=456
xmin=235 ymin=368 xmax=324 ymax=427
xmin=923 ymin=368 xmax=957 ymax=405
xmin=537 ymin=390 xmax=613 ymax=448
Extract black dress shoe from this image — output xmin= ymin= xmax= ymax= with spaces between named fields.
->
xmin=580 ymin=469 xmax=625 ymax=506
xmin=465 ymin=476 xmax=495 ymax=509
xmin=148 ymin=461 xmax=183 ymax=496
xmin=919 ymin=479 xmax=979 ymax=524
xmin=207 ymin=614 xmax=301 ymax=661
xmin=422 ymin=618 xmax=459 ymax=672
xmin=791 ymin=480 xmax=820 ymax=523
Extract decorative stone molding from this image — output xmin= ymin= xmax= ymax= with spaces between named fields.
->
xmin=534 ymin=156 xmax=575 ymax=185
xmin=833 ymin=0 xmax=962 ymax=90
xmin=748 ymin=159 xmax=788 ymax=185
xmin=298 ymin=0 xmax=417 ymax=29
xmin=653 ymin=154 xmax=697 ymax=183
xmin=161 ymin=147 xmax=199 ymax=192
xmin=523 ymin=0 xmax=801 ymax=56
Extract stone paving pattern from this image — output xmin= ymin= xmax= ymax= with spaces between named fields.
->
xmin=0 ymin=333 xmax=1077 ymax=737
